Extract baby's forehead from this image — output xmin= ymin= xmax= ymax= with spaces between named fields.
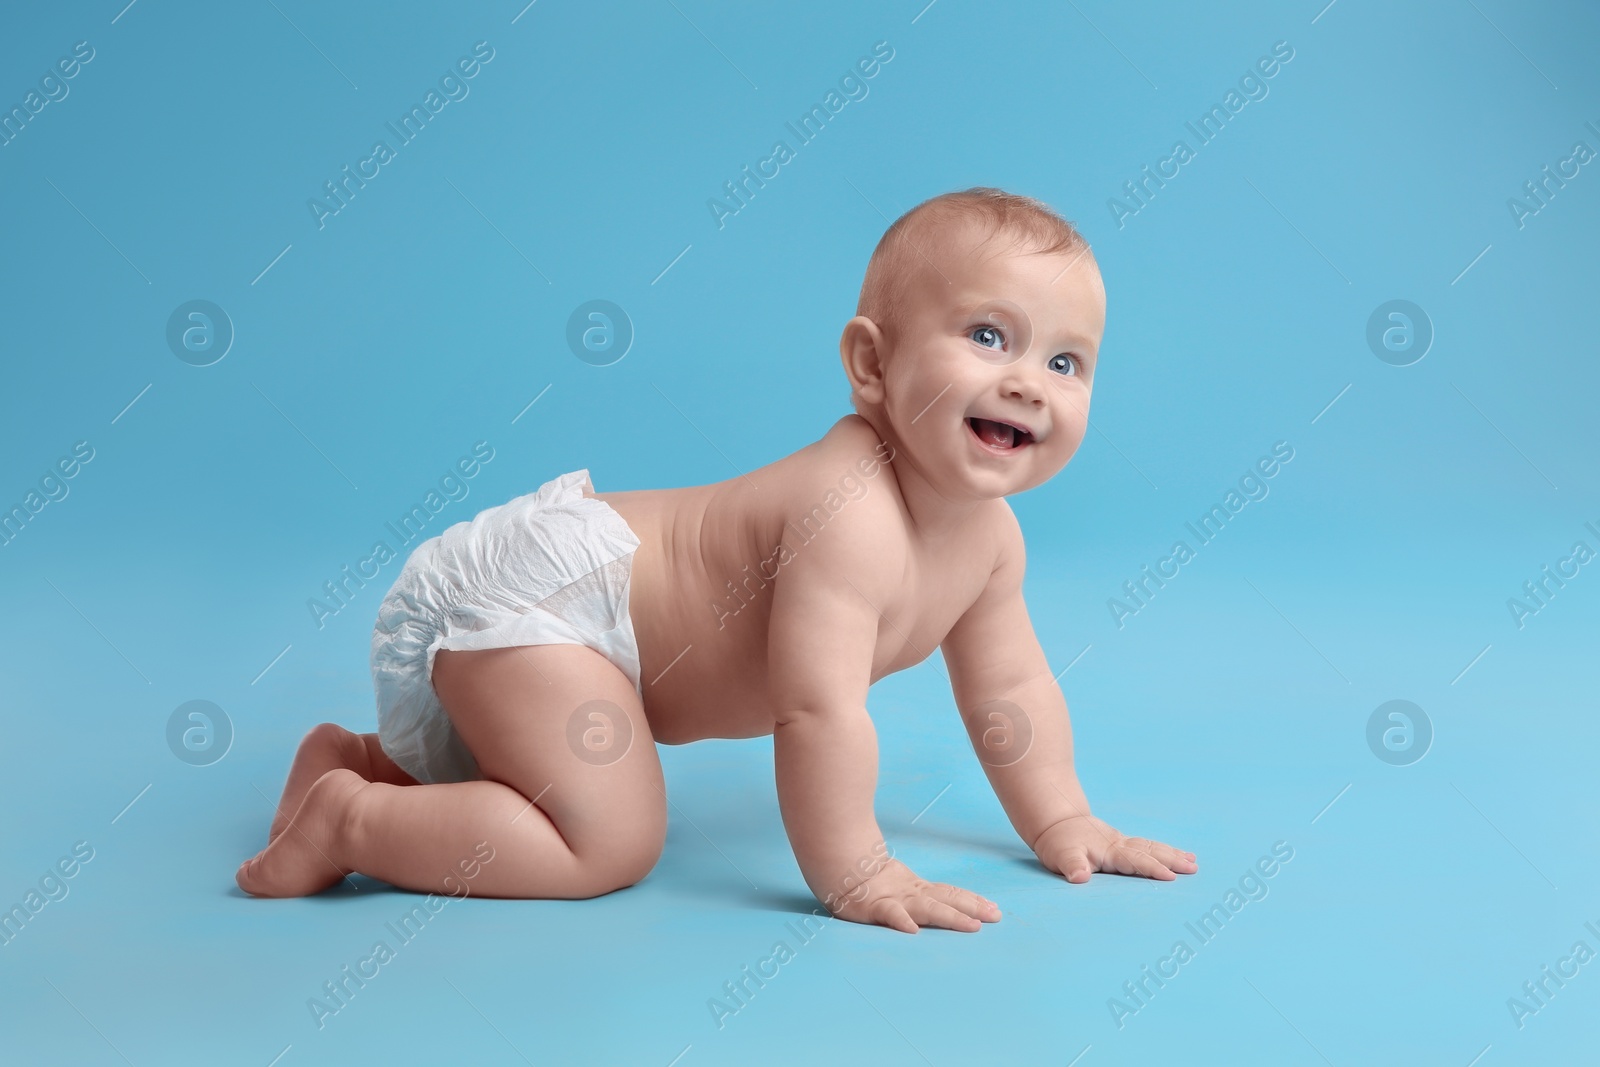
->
xmin=907 ymin=224 xmax=1102 ymax=324
xmin=921 ymin=215 xmax=1020 ymax=272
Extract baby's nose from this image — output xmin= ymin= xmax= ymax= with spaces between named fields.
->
xmin=1000 ymin=373 xmax=1047 ymax=405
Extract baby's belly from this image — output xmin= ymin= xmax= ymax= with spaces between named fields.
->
xmin=595 ymin=488 xmax=780 ymax=744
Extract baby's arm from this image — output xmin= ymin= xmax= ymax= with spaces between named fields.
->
xmin=941 ymin=507 xmax=1197 ymax=883
xmin=767 ymin=506 xmax=1000 ymax=934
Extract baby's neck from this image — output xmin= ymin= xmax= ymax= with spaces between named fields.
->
xmin=848 ymin=411 xmax=988 ymax=542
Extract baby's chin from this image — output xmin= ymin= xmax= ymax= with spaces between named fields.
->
xmin=922 ymin=447 xmax=1058 ymax=502
xmin=968 ymin=447 xmax=1077 ymax=499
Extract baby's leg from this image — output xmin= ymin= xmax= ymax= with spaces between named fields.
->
xmin=267 ymin=724 xmax=417 ymax=842
xmin=237 ymin=644 xmax=666 ymax=899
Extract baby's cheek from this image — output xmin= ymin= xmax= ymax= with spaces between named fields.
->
xmin=1053 ymin=415 xmax=1089 ymax=462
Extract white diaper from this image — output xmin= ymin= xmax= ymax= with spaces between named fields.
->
xmin=370 ymin=469 xmax=643 ymax=784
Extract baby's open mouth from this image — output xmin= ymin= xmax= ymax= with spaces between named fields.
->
xmin=968 ymin=417 xmax=1034 ymax=451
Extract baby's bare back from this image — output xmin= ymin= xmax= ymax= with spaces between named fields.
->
xmin=595 ymin=414 xmax=1003 ymax=745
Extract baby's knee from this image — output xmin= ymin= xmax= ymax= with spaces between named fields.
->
xmin=570 ymin=825 xmax=665 ymax=897
xmin=476 ymin=836 xmax=660 ymax=900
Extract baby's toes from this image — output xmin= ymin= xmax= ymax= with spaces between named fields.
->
xmin=237 ymin=834 xmax=344 ymax=898
xmin=235 ymin=854 xmax=263 ymax=894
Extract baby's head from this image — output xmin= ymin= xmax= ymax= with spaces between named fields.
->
xmin=841 ymin=188 xmax=1105 ymax=501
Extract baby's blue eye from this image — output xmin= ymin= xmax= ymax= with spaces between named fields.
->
xmin=970 ymin=325 xmax=1005 ymax=350
xmin=1049 ymin=353 xmax=1078 ymax=376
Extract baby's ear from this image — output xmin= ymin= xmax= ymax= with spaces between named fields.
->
xmin=839 ymin=316 xmax=887 ymax=406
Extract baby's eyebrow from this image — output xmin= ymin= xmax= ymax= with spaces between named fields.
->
xmin=1049 ymin=330 xmax=1097 ymax=353
xmin=950 ymin=298 xmax=996 ymax=319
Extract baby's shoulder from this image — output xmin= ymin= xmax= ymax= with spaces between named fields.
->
xmin=976 ymin=496 xmax=1026 ymax=584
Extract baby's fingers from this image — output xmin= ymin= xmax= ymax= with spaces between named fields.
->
xmin=908 ymin=895 xmax=982 ymax=933
xmin=1107 ymin=843 xmax=1178 ymax=881
xmin=865 ymin=897 xmax=919 ymax=935
xmin=1053 ymin=844 xmax=1094 ymax=883
xmin=1129 ymin=837 xmax=1198 ymax=874
xmin=926 ymin=882 xmax=1002 ymax=923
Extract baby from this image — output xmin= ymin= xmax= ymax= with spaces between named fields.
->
xmin=237 ymin=187 xmax=1197 ymax=932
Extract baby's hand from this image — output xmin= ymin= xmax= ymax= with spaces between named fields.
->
xmin=827 ymin=858 xmax=1001 ymax=934
xmin=1033 ymin=815 xmax=1197 ymax=883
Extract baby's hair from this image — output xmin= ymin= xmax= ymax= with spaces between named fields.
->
xmin=856 ymin=187 xmax=1089 ymax=343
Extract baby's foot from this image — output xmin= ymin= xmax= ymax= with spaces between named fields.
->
xmin=238 ymin=769 xmax=367 ymax=897
xmin=269 ymin=723 xmax=361 ymax=843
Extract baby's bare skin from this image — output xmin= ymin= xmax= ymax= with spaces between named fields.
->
xmin=238 ymin=215 xmax=1197 ymax=930
xmin=593 ymin=416 xmax=979 ymax=746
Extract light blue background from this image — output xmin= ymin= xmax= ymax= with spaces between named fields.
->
xmin=2 ymin=1 xmax=1596 ymax=1063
